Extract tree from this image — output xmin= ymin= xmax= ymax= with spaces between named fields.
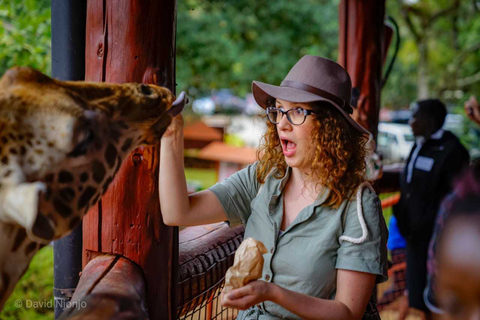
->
xmin=383 ymin=0 xmax=480 ymax=107
xmin=176 ymin=0 xmax=340 ymax=98
xmin=0 ymin=0 xmax=52 ymax=76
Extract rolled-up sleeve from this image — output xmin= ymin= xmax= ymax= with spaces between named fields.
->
xmin=208 ymin=162 xmax=260 ymax=227
xmin=336 ymin=188 xmax=389 ymax=283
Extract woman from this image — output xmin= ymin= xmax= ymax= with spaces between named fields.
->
xmin=160 ymin=55 xmax=388 ymax=320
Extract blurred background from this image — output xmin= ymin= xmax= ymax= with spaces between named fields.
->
xmin=0 ymin=0 xmax=479 ymax=318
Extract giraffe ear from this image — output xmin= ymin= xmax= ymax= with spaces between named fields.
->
xmin=0 ymin=182 xmax=51 ymax=243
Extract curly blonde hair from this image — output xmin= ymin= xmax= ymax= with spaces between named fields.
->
xmin=256 ymin=101 xmax=369 ymax=207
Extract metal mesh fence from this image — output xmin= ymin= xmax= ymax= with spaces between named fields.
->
xmin=177 ymin=282 xmax=238 ymax=320
xmin=177 ymin=225 xmax=244 ymax=320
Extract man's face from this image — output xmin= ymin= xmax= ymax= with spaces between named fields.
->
xmin=409 ymin=107 xmax=430 ymax=138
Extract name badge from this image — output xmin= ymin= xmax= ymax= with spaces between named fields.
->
xmin=415 ymin=156 xmax=434 ymax=172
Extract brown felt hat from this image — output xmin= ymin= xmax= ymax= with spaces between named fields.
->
xmin=252 ymin=55 xmax=370 ymax=135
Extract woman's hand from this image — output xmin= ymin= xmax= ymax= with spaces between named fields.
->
xmin=162 ymin=114 xmax=184 ymax=140
xmin=220 ymin=281 xmax=276 ymax=310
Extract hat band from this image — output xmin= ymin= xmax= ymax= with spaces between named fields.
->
xmin=280 ymin=80 xmax=353 ymax=114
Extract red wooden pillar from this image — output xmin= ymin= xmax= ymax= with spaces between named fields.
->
xmin=82 ymin=1 xmax=178 ymax=319
xmin=338 ymin=0 xmax=386 ymax=139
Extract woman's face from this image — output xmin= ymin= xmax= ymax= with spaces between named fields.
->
xmin=275 ymin=99 xmax=316 ymax=171
xmin=438 ymin=217 xmax=480 ymax=320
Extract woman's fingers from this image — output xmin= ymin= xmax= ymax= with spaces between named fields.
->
xmin=162 ymin=114 xmax=184 ymax=139
xmin=224 ymin=286 xmax=250 ymax=301
xmin=221 ymin=290 xmax=256 ymax=310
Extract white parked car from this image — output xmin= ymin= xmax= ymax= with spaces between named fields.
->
xmin=377 ymin=122 xmax=415 ymax=164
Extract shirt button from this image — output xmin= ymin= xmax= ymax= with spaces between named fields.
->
xmin=265 ymin=274 xmax=271 ymax=281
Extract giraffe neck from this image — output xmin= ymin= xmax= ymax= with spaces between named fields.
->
xmin=0 ymin=222 xmax=40 ymax=310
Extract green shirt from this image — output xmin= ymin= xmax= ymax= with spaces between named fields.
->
xmin=209 ymin=162 xmax=388 ymax=320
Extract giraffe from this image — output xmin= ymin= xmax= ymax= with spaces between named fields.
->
xmin=0 ymin=66 xmax=182 ymax=310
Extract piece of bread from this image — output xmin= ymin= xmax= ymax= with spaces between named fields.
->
xmin=223 ymin=237 xmax=268 ymax=293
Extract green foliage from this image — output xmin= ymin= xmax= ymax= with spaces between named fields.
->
xmin=383 ymin=0 xmax=480 ymax=108
xmin=0 ymin=0 xmax=52 ymax=76
xmin=1 ymin=246 xmax=54 ymax=320
xmin=185 ymin=167 xmax=217 ymax=190
xmin=177 ymin=0 xmax=340 ymax=98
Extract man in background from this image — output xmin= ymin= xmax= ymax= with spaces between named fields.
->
xmin=393 ymin=98 xmax=470 ymax=319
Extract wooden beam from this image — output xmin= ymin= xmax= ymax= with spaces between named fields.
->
xmin=338 ymin=0 xmax=386 ymax=139
xmin=58 ymin=255 xmax=147 ymax=320
xmin=82 ymin=1 xmax=178 ymax=319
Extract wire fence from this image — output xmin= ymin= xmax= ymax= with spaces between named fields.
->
xmin=177 ymin=282 xmax=238 ymax=320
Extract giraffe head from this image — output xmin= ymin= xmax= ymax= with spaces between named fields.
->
xmin=0 ymin=66 xmax=177 ymax=243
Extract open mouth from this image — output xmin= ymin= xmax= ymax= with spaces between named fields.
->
xmin=281 ymin=138 xmax=297 ymax=157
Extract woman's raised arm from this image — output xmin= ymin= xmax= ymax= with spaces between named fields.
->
xmin=159 ymin=115 xmax=228 ymax=226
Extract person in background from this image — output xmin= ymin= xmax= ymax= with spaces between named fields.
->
xmin=423 ymin=96 xmax=480 ymax=315
xmin=464 ymin=95 xmax=480 ymax=126
xmin=424 ymin=160 xmax=480 ymax=315
xmin=378 ymin=215 xmax=407 ymax=309
xmin=393 ymin=99 xmax=470 ymax=319
xmin=435 ymin=168 xmax=480 ymax=320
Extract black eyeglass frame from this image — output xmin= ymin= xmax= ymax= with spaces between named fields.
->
xmin=265 ymin=107 xmax=316 ymax=125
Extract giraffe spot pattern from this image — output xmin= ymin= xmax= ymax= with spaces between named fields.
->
xmin=110 ymin=129 xmax=121 ymax=143
xmin=44 ymin=173 xmax=54 ymax=183
xmin=121 ymin=138 xmax=133 ymax=152
xmin=77 ymin=187 xmax=96 ymax=210
xmin=11 ymin=229 xmax=27 ymax=252
xmin=31 ymin=214 xmax=55 ymax=241
xmin=59 ymin=187 xmax=75 ymax=202
xmin=91 ymin=194 xmax=101 ymax=207
xmin=53 ymin=198 xmax=73 ymax=217
xmin=43 ymin=186 xmax=53 ymax=201
xmin=105 ymin=144 xmax=117 ymax=168
xmin=80 ymin=172 xmax=89 ymax=182
xmin=114 ymin=155 xmax=122 ymax=175
xmin=0 ymin=272 xmax=11 ymax=300
xmin=92 ymin=160 xmax=106 ymax=183
xmin=102 ymin=177 xmax=114 ymax=194
xmin=58 ymin=170 xmax=74 ymax=183
xmin=69 ymin=217 xmax=81 ymax=230
xmin=117 ymin=121 xmax=129 ymax=130
xmin=24 ymin=242 xmax=37 ymax=256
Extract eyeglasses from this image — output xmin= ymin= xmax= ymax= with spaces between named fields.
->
xmin=266 ymin=107 xmax=316 ymax=125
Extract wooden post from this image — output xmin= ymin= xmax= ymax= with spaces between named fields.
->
xmin=82 ymin=1 xmax=178 ymax=319
xmin=338 ymin=0 xmax=386 ymax=139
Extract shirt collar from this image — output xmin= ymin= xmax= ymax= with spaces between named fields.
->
xmin=430 ymin=128 xmax=444 ymax=140
xmin=277 ymin=165 xmax=330 ymax=206
xmin=415 ymin=128 xmax=444 ymax=145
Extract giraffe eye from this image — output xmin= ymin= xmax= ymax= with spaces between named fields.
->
xmin=68 ymin=128 xmax=94 ymax=158
xmin=140 ymin=84 xmax=153 ymax=96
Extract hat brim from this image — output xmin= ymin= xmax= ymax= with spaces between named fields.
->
xmin=252 ymin=81 xmax=371 ymax=136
